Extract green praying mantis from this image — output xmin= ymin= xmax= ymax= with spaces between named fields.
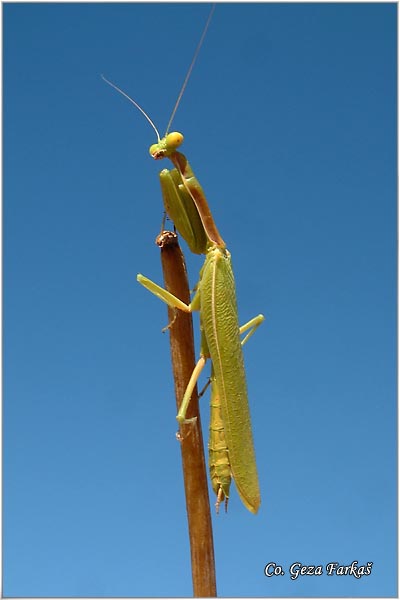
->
xmin=138 ymin=132 xmax=264 ymax=514
xmin=102 ymin=12 xmax=265 ymax=515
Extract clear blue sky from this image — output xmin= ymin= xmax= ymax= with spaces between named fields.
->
xmin=4 ymin=3 xmax=397 ymax=597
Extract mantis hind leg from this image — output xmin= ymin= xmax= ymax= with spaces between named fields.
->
xmin=239 ymin=314 xmax=265 ymax=346
xmin=176 ymin=355 xmax=207 ymax=426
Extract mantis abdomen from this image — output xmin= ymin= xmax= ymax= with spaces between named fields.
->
xmin=208 ymin=371 xmax=231 ymax=514
xmin=200 ymin=247 xmax=261 ymax=514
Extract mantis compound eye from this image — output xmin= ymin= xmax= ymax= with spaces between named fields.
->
xmin=165 ymin=132 xmax=184 ymax=151
xmin=149 ymin=143 xmax=162 ymax=158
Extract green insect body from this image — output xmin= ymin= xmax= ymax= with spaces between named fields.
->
xmin=138 ymin=135 xmax=263 ymax=514
xmin=101 ymin=19 xmax=264 ymax=514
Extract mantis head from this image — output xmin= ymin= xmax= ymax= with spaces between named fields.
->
xmin=103 ymin=6 xmax=214 ymax=163
xmin=149 ymin=132 xmax=184 ymax=160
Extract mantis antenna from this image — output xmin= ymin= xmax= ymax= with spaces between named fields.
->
xmin=102 ymin=4 xmax=215 ymax=139
xmin=101 ymin=74 xmax=161 ymax=142
xmin=165 ymin=3 xmax=215 ymax=134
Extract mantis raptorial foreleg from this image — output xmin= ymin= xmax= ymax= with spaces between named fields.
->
xmin=159 ymin=168 xmax=207 ymax=255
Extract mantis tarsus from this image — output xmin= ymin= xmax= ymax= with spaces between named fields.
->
xmin=103 ymin=10 xmax=265 ymax=514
